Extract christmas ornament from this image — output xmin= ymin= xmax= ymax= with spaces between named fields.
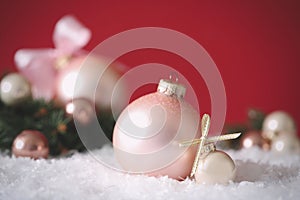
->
xmin=0 ymin=73 xmax=31 ymax=105
xmin=262 ymin=111 xmax=297 ymax=140
xmin=14 ymin=15 xmax=90 ymax=101
xmin=271 ymin=133 xmax=300 ymax=154
xmin=240 ymin=131 xmax=270 ymax=150
xmin=14 ymin=15 xmax=127 ymax=113
xmin=66 ymin=98 xmax=94 ymax=125
xmin=220 ymin=108 xmax=265 ymax=150
xmin=194 ymin=149 xmax=236 ymax=184
xmin=56 ymin=54 xmax=126 ymax=112
xmin=12 ymin=130 xmax=49 ymax=159
xmin=113 ymin=78 xmax=200 ymax=180
xmin=181 ymin=114 xmax=239 ymax=184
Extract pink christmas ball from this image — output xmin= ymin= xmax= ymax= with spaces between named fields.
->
xmin=113 ymin=91 xmax=200 ymax=180
xmin=56 ymin=55 xmax=127 ymax=113
xmin=12 ymin=130 xmax=49 ymax=159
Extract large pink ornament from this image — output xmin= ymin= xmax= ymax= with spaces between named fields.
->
xmin=113 ymin=79 xmax=200 ymax=180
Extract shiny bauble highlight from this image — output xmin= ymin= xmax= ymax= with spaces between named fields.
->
xmin=240 ymin=131 xmax=270 ymax=150
xmin=66 ymin=98 xmax=94 ymax=125
xmin=12 ymin=130 xmax=49 ymax=159
xmin=113 ymin=79 xmax=200 ymax=180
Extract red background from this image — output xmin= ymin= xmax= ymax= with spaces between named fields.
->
xmin=0 ymin=0 xmax=299 ymax=134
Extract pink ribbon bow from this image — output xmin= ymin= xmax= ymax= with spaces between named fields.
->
xmin=14 ymin=15 xmax=91 ymax=101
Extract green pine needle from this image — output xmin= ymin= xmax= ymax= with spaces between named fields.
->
xmin=0 ymin=99 xmax=115 ymax=156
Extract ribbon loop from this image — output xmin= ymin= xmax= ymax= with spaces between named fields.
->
xmin=53 ymin=15 xmax=91 ymax=53
xmin=14 ymin=15 xmax=91 ymax=101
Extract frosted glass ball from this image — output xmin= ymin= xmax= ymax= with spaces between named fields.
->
xmin=113 ymin=91 xmax=200 ymax=180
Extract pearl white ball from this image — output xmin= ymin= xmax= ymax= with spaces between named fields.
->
xmin=271 ymin=133 xmax=300 ymax=154
xmin=195 ymin=151 xmax=236 ymax=184
xmin=0 ymin=73 xmax=31 ymax=105
xmin=262 ymin=111 xmax=297 ymax=140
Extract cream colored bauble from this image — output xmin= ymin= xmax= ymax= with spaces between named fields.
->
xmin=262 ymin=111 xmax=297 ymax=140
xmin=271 ymin=133 xmax=300 ymax=154
xmin=195 ymin=150 xmax=236 ymax=184
xmin=0 ymin=73 xmax=31 ymax=105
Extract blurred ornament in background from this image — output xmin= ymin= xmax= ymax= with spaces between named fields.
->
xmin=262 ymin=111 xmax=297 ymax=140
xmin=261 ymin=110 xmax=300 ymax=154
xmin=14 ymin=15 xmax=127 ymax=113
xmin=113 ymin=78 xmax=200 ymax=180
xmin=271 ymin=133 xmax=300 ymax=154
xmin=240 ymin=131 xmax=270 ymax=151
xmin=66 ymin=98 xmax=94 ymax=125
xmin=14 ymin=15 xmax=90 ymax=101
xmin=220 ymin=108 xmax=266 ymax=150
xmin=56 ymin=55 xmax=126 ymax=113
xmin=224 ymin=109 xmax=300 ymax=154
xmin=0 ymin=73 xmax=31 ymax=105
xmin=12 ymin=130 xmax=49 ymax=159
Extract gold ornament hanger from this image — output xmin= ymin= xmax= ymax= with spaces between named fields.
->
xmin=179 ymin=114 xmax=241 ymax=177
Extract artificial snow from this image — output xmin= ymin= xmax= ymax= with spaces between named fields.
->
xmin=0 ymin=146 xmax=300 ymax=200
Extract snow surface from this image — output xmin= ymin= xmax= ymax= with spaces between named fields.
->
xmin=0 ymin=146 xmax=300 ymax=200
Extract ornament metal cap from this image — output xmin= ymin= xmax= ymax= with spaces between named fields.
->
xmin=157 ymin=77 xmax=186 ymax=98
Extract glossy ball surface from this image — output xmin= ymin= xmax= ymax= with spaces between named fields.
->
xmin=113 ymin=92 xmax=200 ymax=180
xmin=195 ymin=150 xmax=236 ymax=184
xmin=12 ymin=130 xmax=49 ymax=159
xmin=0 ymin=73 xmax=31 ymax=105
xmin=56 ymin=55 xmax=126 ymax=113
xmin=262 ymin=111 xmax=296 ymax=140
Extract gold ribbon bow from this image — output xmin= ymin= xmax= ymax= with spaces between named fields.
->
xmin=179 ymin=114 xmax=241 ymax=177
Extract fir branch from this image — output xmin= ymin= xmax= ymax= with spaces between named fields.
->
xmin=0 ymin=99 xmax=115 ymax=156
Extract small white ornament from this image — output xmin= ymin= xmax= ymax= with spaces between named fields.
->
xmin=271 ymin=133 xmax=300 ymax=154
xmin=195 ymin=150 xmax=236 ymax=184
xmin=0 ymin=73 xmax=31 ymax=105
xmin=180 ymin=114 xmax=240 ymax=184
xmin=262 ymin=111 xmax=297 ymax=140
